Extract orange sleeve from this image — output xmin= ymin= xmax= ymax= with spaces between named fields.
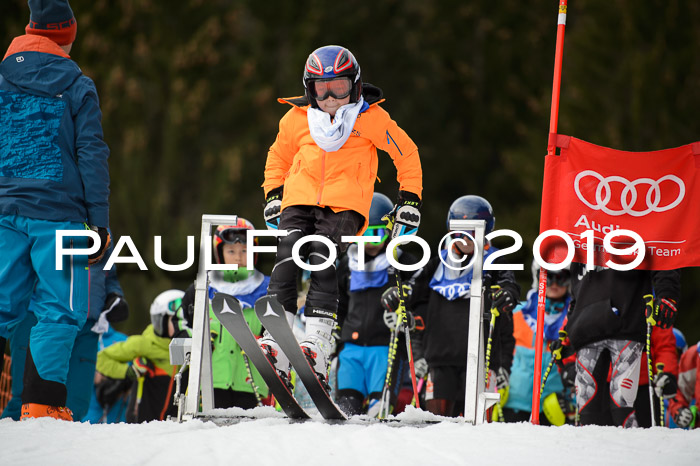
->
xmin=366 ymin=106 xmax=423 ymax=199
xmin=263 ymin=108 xmax=300 ymax=196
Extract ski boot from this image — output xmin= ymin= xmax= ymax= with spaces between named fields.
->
xmin=259 ymin=330 xmax=293 ymax=391
xmin=20 ymin=403 xmax=73 ymax=421
xmin=299 ymin=316 xmax=334 ymax=393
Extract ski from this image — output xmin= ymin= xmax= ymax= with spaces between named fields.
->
xmin=210 ymin=292 xmax=310 ymax=420
xmin=255 ymin=295 xmax=347 ymax=421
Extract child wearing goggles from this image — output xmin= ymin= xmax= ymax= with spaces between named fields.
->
xmin=179 ymin=220 xmax=271 ymax=410
xmin=335 ymin=192 xmax=426 ymax=417
xmin=411 ymin=195 xmax=518 ymax=418
xmin=261 ymin=45 xmax=423 ymax=387
xmin=500 ymin=261 xmax=572 ymax=425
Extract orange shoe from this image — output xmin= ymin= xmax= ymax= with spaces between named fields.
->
xmin=20 ymin=403 xmax=73 ymax=421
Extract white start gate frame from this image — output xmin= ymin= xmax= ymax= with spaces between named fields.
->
xmin=448 ymin=219 xmax=500 ymax=424
xmin=173 ymin=215 xmax=497 ymax=423
xmin=177 ymin=214 xmax=239 ymax=421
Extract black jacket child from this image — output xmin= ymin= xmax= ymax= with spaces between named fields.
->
xmin=566 ymin=264 xmax=680 ymax=351
xmin=413 ymin=250 xmax=518 ymax=373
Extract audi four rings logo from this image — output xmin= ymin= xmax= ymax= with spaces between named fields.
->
xmin=574 ymin=170 xmax=685 ymax=217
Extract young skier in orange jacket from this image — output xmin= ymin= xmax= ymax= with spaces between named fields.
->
xmin=261 ymin=45 xmax=422 ymax=390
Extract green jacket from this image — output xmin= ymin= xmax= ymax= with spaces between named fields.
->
xmin=209 ymin=305 xmax=268 ymax=397
xmin=97 ymin=324 xmax=176 ymax=379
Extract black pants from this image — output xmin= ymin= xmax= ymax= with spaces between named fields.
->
xmin=634 ymin=383 xmax=662 ymax=428
xmin=268 ymin=205 xmax=363 ymax=318
xmin=214 ymin=388 xmax=258 ymax=409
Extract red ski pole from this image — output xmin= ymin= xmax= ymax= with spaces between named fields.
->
xmin=532 ymin=0 xmax=568 ymax=425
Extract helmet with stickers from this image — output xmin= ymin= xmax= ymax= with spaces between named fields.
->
xmin=303 ymin=45 xmax=362 ymax=108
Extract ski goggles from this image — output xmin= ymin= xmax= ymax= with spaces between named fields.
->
xmin=449 ymin=230 xmax=475 ymax=241
xmin=363 ymin=225 xmax=388 ymax=246
xmin=167 ymin=298 xmax=183 ymax=314
xmin=547 ymin=271 xmax=571 ymax=288
xmin=218 ymin=228 xmax=246 ymax=244
xmin=309 ymin=77 xmax=353 ymax=101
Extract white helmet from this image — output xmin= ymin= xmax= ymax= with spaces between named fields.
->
xmin=150 ymin=289 xmax=184 ymax=337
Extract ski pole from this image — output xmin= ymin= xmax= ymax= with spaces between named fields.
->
xmin=241 ymin=350 xmax=263 ymax=407
xmin=396 ymin=270 xmax=420 ymax=410
xmin=411 ymin=376 xmax=426 ymax=407
xmin=655 ymin=362 xmax=666 ymax=427
xmin=644 ymin=294 xmax=656 ymax=427
xmin=484 ymin=286 xmax=500 ymax=386
xmin=542 ymin=330 xmax=568 ymax=395
xmin=378 ymin=324 xmax=400 ymax=419
xmin=540 ymin=358 xmax=556 ymax=395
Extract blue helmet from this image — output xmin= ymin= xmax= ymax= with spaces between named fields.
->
xmin=303 ymin=45 xmax=362 ymax=108
xmin=368 ymin=192 xmax=393 ymax=226
xmin=673 ymin=327 xmax=688 ymax=354
xmin=446 ymin=195 xmax=495 ymax=234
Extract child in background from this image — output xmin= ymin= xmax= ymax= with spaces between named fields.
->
xmin=96 ymin=290 xmax=183 ymax=423
xmin=502 ymin=262 xmax=571 ymax=425
xmin=555 ymin=264 xmax=680 ymax=427
xmin=412 ymin=195 xmax=517 ymax=417
xmin=181 ymin=219 xmax=270 ymax=409
xmin=335 ymin=193 xmax=425 ymax=416
xmin=668 ymin=341 xmax=700 ymax=429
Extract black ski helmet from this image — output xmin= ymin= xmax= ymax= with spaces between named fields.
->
xmin=368 ymin=192 xmax=393 ymax=226
xmin=446 ymin=195 xmax=495 ymax=234
xmin=303 ymin=45 xmax=362 ymax=109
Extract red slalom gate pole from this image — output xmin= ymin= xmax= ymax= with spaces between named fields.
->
xmin=531 ymin=0 xmax=568 ymax=425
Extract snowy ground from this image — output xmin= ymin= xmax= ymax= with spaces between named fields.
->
xmin=0 ymin=406 xmax=697 ymax=466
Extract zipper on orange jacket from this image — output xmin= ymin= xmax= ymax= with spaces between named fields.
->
xmin=316 ymin=151 xmax=327 ymax=205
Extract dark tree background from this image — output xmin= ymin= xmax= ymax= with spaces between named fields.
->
xmin=2 ymin=0 xmax=699 ymax=341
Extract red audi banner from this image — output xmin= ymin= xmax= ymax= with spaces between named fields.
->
xmin=539 ymin=135 xmax=700 ymax=270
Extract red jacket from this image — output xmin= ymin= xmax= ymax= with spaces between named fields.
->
xmin=638 ymin=326 xmax=679 ymax=386
xmin=668 ymin=344 xmax=699 ymax=418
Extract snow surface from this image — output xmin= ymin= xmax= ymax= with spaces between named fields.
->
xmin=0 ymin=406 xmax=697 ymax=466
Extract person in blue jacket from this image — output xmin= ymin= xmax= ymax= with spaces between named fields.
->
xmin=0 ymin=0 xmax=111 ymax=420
xmin=501 ymin=261 xmax=572 ymax=425
xmin=1 ymin=237 xmax=127 ymax=421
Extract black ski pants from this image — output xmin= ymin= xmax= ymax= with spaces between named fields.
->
xmin=268 ymin=205 xmax=364 ymax=318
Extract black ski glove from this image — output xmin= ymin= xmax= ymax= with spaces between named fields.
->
xmin=103 ymin=293 xmax=129 ymax=323
xmin=490 ymin=285 xmax=517 ymax=317
xmin=263 ymin=186 xmax=283 ymax=230
xmin=381 ymin=285 xmax=415 ymax=331
xmin=672 ymin=406 xmax=695 ymax=428
xmin=645 ymin=294 xmax=678 ymax=329
xmin=551 ymin=330 xmax=576 ymax=389
xmin=652 ymin=365 xmax=678 ymax=399
xmin=382 ymin=191 xmax=421 ymax=240
xmin=96 ymin=376 xmax=131 ymax=409
xmin=381 ymin=286 xmax=401 ymax=313
xmin=380 ymin=285 xmax=413 ymax=313
xmin=126 ymin=357 xmax=155 ymax=380
xmin=496 ymin=367 xmax=510 ymax=390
